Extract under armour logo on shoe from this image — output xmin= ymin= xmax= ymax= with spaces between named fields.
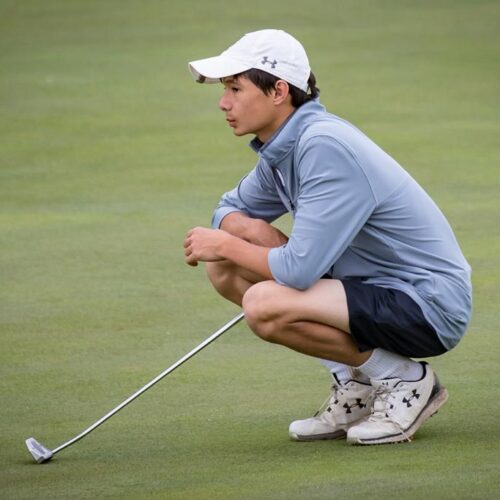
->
xmin=402 ymin=389 xmax=420 ymax=407
xmin=261 ymin=56 xmax=278 ymax=69
xmin=343 ymin=399 xmax=366 ymax=414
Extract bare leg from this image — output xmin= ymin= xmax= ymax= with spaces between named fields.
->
xmin=242 ymin=279 xmax=371 ymax=366
xmin=206 ymin=260 xmax=267 ymax=306
xmin=203 ymin=217 xmax=366 ymax=363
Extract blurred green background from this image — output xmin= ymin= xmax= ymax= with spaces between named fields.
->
xmin=1 ymin=0 xmax=499 ymax=498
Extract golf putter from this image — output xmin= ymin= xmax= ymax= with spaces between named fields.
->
xmin=26 ymin=312 xmax=245 ymax=464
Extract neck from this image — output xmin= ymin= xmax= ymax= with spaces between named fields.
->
xmin=257 ymin=105 xmax=296 ymax=143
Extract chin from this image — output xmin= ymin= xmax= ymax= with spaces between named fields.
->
xmin=233 ymin=129 xmax=249 ymax=137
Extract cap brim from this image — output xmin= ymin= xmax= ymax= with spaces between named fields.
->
xmin=188 ymin=55 xmax=251 ymax=84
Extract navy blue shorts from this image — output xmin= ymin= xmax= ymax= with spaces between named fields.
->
xmin=342 ymin=279 xmax=447 ymax=358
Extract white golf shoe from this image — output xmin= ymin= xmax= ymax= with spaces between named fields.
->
xmin=289 ymin=375 xmax=374 ymax=441
xmin=347 ymin=362 xmax=448 ymax=445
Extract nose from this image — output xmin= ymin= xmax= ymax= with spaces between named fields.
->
xmin=219 ymin=90 xmax=231 ymax=112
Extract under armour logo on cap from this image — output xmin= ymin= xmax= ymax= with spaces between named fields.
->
xmin=261 ymin=56 xmax=278 ymax=69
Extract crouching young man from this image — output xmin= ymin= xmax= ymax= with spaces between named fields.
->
xmin=183 ymin=30 xmax=472 ymax=444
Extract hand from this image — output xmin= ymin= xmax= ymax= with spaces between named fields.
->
xmin=183 ymin=227 xmax=231 ymax=267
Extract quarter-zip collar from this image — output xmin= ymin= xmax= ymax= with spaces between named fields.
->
xmin=249 ymin=99 xmax=326 ymax=164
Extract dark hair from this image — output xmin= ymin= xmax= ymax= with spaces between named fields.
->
xmin=235 ymin=68 xmax=319 ymax=108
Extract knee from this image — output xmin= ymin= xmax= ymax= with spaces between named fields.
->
xmin=242 ymin=282 xmax=282 ymax=342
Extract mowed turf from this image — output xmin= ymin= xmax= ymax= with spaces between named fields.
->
xmin=1 ymin=0 xmax=499 ymax=498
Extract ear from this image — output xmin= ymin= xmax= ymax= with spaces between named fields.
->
xmin=273 ymin=80 xmax=290 ymax=105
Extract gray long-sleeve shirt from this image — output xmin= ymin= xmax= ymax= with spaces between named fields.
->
xmin=212 ymin=99 xmax=472 ymax=350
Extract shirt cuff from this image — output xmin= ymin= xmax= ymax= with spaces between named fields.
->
xmin=211 ymin=207 xmax=243 ymax=229
xmin=268 ymin=247 xmax=287 ymax=286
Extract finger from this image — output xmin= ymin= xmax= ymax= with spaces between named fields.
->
xmin=185 ymin=253 xmax=198 ymax=266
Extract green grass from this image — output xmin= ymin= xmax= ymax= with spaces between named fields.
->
xmin=1 ymin=0 xmax=499 ymax=498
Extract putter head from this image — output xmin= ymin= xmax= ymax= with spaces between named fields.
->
xmin=25 ymin=437 xmax=53 ymax=464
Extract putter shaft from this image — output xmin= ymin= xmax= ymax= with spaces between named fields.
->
xmin=27 ymin=312 xmax=245 ymax=461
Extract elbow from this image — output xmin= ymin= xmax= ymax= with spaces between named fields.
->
xmin=269 ymin=251 xmax=318 ymax=290
xmin=278 ymin=273 xmax=316 ymax=291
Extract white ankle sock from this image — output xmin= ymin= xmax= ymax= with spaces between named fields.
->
xmin=357 ymin=349 xmax=423 ymax=381
xmin=320 ymin=359 xmax=370 ymax=384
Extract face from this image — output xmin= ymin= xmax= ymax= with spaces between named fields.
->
xmin=219 ymin=76 xmax=283 ymax=142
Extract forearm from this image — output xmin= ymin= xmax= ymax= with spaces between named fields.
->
xmin=184 ymin=226 xmax=273 ymax=279
xmin=219 ymin=212 xmax=253 ymax=240
xmin=219 ymin=234 xmax=273 ymax=280
xmin=185 ymin=213 xmax=287 ymax=280
xmin=220 ymin=212 xmax=289 ymax=247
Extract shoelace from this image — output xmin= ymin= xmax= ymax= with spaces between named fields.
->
xmin=369 ymin=386 xmax=412 ymax=443
xmin=313 ymin=383 xmax=342 ymax=417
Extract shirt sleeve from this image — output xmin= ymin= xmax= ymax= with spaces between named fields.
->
xmin=268 ymin=135 xmax=376 ymax=289
xmin=212 ymin=160 xmax=287 ymax=229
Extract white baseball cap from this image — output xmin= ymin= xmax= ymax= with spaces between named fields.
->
xmin=188 ymin=29 xmax=311 ymax=92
